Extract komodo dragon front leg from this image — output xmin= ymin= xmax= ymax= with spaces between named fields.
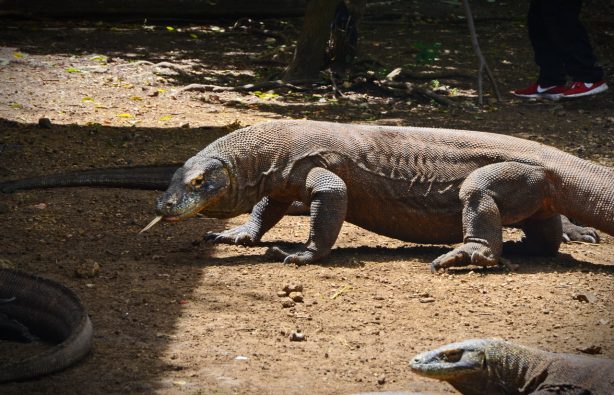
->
xmin=268 ymin=167 xmax=348 ymax=264
xmin=204 ymin=196 xmax=291 ymax=245
xmin=207 ymin=167 xmax=348 ymax=264
xmin=432 ymin=162 xmax=560 ymax=272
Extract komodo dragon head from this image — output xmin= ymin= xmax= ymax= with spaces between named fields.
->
xmin=154 ymin=157 xmax=232 ymax=221
xmin=410 ymin=339 xmax=496 ymax=394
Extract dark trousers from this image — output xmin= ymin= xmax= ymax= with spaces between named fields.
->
xmin=528 ymin=0 xmax=603 ymax=86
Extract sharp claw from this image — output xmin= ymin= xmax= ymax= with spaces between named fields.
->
xmin=430 ymin=262 xmax=439 ymax=273
xmin=582 ymin=235 xmax=597 ymax=244
xmin=562 ymin=233 xmax=571 ymax=243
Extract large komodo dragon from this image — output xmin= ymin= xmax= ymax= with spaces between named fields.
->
xmin=410 ymin=339 xmax=614 ymax=394
xmin=1 ymin=120 xmax=611 ymax=270
xmin=147 ymin=120 xmax=613 ymax=271
xmin=0 ymin=268 xmax=93 ymax=382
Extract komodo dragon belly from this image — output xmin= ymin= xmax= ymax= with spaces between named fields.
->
xmin=343 ymin=177 xmax=464 ymax=244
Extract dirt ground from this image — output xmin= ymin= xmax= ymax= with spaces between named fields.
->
xmin=0 ymin=2 xmax=613 ymax=394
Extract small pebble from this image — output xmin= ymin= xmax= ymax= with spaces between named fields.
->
xmin=289 ymin=291 xmax=304 ymax=302
xmin=74 ymin=259 xmax=101 ymax=278
xmin=280 ymin=297 xmax=295 ymax=308
xmin=377 ymin=375 xmax=386 ymax=385
xmin=288 ymin=332 xmax=305 ymax=341
xmin=283 ymin=282 xmax=303 ymax=293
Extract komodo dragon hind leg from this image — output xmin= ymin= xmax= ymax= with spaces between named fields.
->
xmin=504 ymin=214 xmax=562 ymax=256
xmin=432 ymin=162 xmax=556 ymax=272
xmin=267 ymin=167 xmax=347 ymax=265
xmin=561 ymin=216 xmax=600 ymax=243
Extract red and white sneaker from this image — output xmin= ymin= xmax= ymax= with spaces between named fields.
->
xmin=511 ymin=83 xmax=566 ymax=100
xmin=561 ymin=81 xmax=608 ymax=98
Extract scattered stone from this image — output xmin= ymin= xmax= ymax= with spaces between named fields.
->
xmin=276 ymin=290 xmax=287 ymax=298
xmin=419 ymin=297 xmax=435 ymax=303
xmin=573 ymin=292 xmax=597 ymax=303
xmin=288 ymin=331 xmax=305 ymax=341
xmin=0 ymin=202 xmax=9 ymax=214
xmin=38 ymin=117 xmax=52 ymax=129
xmin=0 ymin=258 xmax=15 ymax=269
xmin=377 ymin=375 xmax=386 ymax=385
xmin=576 ymin=345 xmax=602 ymax=355
xmin=289 ymin=292 xmax=304 ymax=303
xmin=280 ymin=297 xmax=295 ymax=308
xmin=74 ymin=259 xmax=101 ymax=278
xmin=283 ymin=282 xmax=303 ymax=294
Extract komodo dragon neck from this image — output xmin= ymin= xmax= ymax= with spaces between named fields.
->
xmin=0 ymin=269 xmax=93 ymax=383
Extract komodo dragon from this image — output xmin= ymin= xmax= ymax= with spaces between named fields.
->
xmin=410 ymin=339 xmax=614 ymax=394
xmin=0 ymin=268 xmax=93 ymax=383
xmin=1 ymin=120 xmax=610 ymax=270
xmin=146 ymin=120 xmax=613 ymax=271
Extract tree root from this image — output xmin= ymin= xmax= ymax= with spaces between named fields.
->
xmin=174 ymin=71 xmax=455 ymax=106
xmin=175 ymin=79 xmax=310 ymax=95
xmin=378 ymin=80 xmax=456 ymax=107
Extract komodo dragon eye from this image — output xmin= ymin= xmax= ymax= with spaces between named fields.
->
xmin=442 ymin=349 xmax=463 ymax=363
xmin=189 ymin=175 xmax=206 ymax=189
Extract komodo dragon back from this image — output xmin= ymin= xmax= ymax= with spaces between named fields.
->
xmin=0 ymin=268 xmax=93 ymax=383
xmin=410 ymin=338 xmax=614 ymax=394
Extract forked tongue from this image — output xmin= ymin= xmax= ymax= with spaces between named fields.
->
xmin=139 ymin=215 xmax=163 ymax=234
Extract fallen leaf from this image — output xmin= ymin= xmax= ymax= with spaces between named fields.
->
xmin=129 ymin=96 xmax=143 ymax=101
xmin=9 ymin=103 xmax=23 ymax=109
xmin=117 ymin=113 xmax=133 ymax=118
xmin=82 ymin=97 xmax=95 ymax=103
xmin=66 ymin=67 xmax=81 ymax=73
xmin=166 ymin=26 xmax=175 ymax=32
xmin=159 ymin=115 xmax=172 ymax=121
xmin=89 ymin=55 xmax=107 ymax=63
xmin=13 ymin=52 xmax=25 ymax=58
xmin=190 ymin=33 xmax=199 ymax=39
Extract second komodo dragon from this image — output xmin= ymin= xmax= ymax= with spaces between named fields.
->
xmin=410 ymin=339 xmax=614 ymax=394
xmin=148 ymin=120 xmax=613 ymax=271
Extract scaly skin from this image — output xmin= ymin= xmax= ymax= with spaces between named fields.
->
xmin=154 ymin=120 xmax=613 ymax=271
xmin=0 ymin=269 xmax=93 ymax=383
xmin=410 ymin=339 xmax=614 ymax=394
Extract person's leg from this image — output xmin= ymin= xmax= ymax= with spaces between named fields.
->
xmin=548 ymin=0 xmax=604 ymax=83
xmin=529 ymin=0 xmax=566 ymax=86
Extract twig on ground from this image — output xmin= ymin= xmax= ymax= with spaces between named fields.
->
xmin=461 ymin=0 xmax=502 ymax=105
xmin=328 ymin=69 xmax=346 ymax=97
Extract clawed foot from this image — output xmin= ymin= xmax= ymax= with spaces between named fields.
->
xmin=431 ymin=242 xmax=498 ymax=273
xmin=562 ymin=224 xmax=599 ymax=244
xmin=265 ymin=245 xmax=320 ymax=265
xmin=204 ymin=226 xmax=256 ymax=246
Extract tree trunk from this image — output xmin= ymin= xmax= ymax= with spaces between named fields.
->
xmin=282 ymin=0 xmax=340 ymax=81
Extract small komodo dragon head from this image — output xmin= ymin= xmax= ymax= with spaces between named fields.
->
xmin=155 ymin=156 xmax=232 ymax=221
xmin=410 ymin=339 xmax=505 ymax=395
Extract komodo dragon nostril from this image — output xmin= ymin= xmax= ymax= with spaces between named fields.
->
xmin=165 ymin=201 xmax=174 ymax=209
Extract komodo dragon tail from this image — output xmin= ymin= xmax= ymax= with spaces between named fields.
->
xmin=0 ymin=269 xmax=93 ymax=383
xmin=0 ymin=165 xmax=180 ymax=193
xmin=550 ymin=155 xmax=614 ymax=236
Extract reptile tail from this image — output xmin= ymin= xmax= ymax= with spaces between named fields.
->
xmin=0 ymin=165 xmax=180 ymax=193
xmin=552 ymin=155 xmax=614 ymax=236
xmin=0 ymin=269 xmax=93 ymax=382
